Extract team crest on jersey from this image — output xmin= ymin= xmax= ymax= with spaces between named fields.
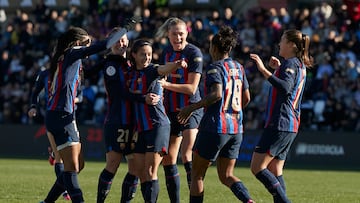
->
xmin=285 ymin=68 xmax=295 ymax=74
xmin=106 ymin=66 xmax=116 ymax=76
xmin=194 ymin=57 xmax=202 ymax=62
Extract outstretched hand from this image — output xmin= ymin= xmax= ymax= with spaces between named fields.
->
xmin=177 ymin=105 xmax=195 ymax=124
xmin=124 ymin=16 xmax=142 ymax=31
xmin=250 ymin=53 xmax=272 ymax=78
xmin=250 ymin=54 xmax=266 ymax=72
xmin=269 ymin=56 xmax=281 ymax=69
xmin=107 ymin=16 xmax=142 ymax=49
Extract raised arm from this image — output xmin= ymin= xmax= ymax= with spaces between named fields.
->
xmin=157 ymin=59 xmax=187 ymax=76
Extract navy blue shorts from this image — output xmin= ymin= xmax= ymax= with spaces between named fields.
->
xmin=193 ymin=131 xmax=242 ymax=162
xmin=254 ymin=128 xmax=297 ymax=160
xmin=133 ymin=125 xmax=170 ymax=155
xmin=45 ymin=111 xmax=79 ymax=151
xmin=103 ymin=123 xmax=134 ymax=155
xmin=168 ymin=108 xmax=203 ymax=136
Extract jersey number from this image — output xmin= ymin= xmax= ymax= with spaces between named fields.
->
xmin=117 ymin=129 xmax=130 ymax=143
xmin=223 ymin=78 xmax=242 ymax=112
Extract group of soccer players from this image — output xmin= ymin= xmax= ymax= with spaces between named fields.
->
xmin=29 ymin=15 xmax=312 ymax=203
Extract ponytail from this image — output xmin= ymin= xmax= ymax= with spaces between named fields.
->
xmin=284 ymin=29 xmax=313 ymax=68
xmin=301 ymin=34 xmax=312 ymax=67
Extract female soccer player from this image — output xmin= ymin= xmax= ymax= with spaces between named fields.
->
xmin=28 ymin=68 xmax=72 ymax=201
xmin=249 ymin=29 xmax=312 ymax=203
xmin=40 ymin=22 xmax=138 ymax=203
xmin=177 ymin=25 xmax=254 ymax=203
xmin=155 ymin=17 xmax=204 ymax=203
xmin=128 ymin=39 xmax=187 ymax=203
xmin=85 ymin=27 xmax=148 ymax=203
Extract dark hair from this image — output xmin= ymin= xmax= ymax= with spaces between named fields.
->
xmin=284 ymin=29 xmax=313 ymax=67
xmin=49 ymin=26 xmax=89 ymax=81
xmin=129 ymin=39 xmax=152 ymax=66
xmin=211 ymin=25 xmax=238 ymax=54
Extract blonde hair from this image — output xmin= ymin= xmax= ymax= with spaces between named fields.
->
xmin=154 ymin=17 xmax=186 ymax=39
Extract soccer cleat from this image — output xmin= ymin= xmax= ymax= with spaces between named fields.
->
xmin=47 ymin=146 xmax=55 ymax=166
xmin=62 ymin=191 xmax=71 ymax=201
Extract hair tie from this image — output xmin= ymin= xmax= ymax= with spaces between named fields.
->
xmin=301 ymin=33 xmax=306 ymax=50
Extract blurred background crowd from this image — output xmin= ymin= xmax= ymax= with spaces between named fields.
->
xmin=0 ymin=0 xmax=359 ymax=132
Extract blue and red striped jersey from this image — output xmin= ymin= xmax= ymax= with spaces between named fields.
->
xmin=265 ymin=57 xmax=307 ymax=132
xmin=199 ymin=58 xmax=249 ymax=134
xmin=162 ymin=43 xmax=203 ymax=112
xmin=47 ymin=42 xmax=107 ymax=113
xmin=102 ymin=55 xmax=132 ymax=125
xmin=128 ymin=64 xmax=170 ymax=132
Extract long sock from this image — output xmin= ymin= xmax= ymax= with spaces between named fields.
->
xmin=276 ymin=175 xmax=286 ymax=193
xmin=190 ymin=195 xmax=203 ymax=203
xmin=230 ymin=181 xmax=253 ymax=202
xmin=255 ymin=169 xmax=290 ymax=203
xmin=150 ymin=180 xmax=160 ymax=203
xmin=54 ymin=163 xmax=64 ymax=178
xmin=164 ymin=164 xmax=180 ymax=203
xmin=121 ymin=172 xmax=138 ymax=203
xmin=143 ymin=181 xmax=152 ymax=202
xmin=54 ymin=162 xmax=69 ymax=197
xmin=63 ymin=171 xmax=84 ymax=203
xmin=44 ymin=173 xmax=66 ymax=202
xmin=97 ymin=169 xmax=114 ymax=203
xmin=141 ymin=182 xmax=147 ymax=201
xmin=184 ymin=161 xmax=192 ymax=189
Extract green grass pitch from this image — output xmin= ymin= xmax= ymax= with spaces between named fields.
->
xmin=1 ymin=158 xmax=359 ymax=203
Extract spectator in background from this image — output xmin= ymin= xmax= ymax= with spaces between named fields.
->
xmin=0 ymin=1 xmax=359 ymax=133
xmin=222 ymin=7 xmax=238 ymax=29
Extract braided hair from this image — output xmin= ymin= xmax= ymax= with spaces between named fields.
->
xmin=49 ymin=26 xmax=89 ymax=81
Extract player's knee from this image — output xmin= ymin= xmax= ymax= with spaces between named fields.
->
xmin=250 ymin=160 xmax=263 ymax=175
xmin=181 ymin=153 xmax=192 ymax=163
xmin=162 ymin=155 xmax=176 ymax=165
xmin=218 ymin=175 xmax=232 ymax=187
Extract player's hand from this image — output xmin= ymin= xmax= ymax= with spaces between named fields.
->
xmin=175 ymin=58 xmax=187 ymax=69
xmin=28 ymin=108 xmax=37 ymax=117
xmin=145 ymin=93 xmax=160 ymax=105
xmin=158 ymin=78 xmax=169 ymax=88
xmin=269 ymin=56 xmax=281 ymax=69
xmin=249 ymin=53 xmax=266 ymax=72
xmin=177 ymin=105 xmax=195 ymax=124
xmin=124 ymin=16 xmax=142 ymax=31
